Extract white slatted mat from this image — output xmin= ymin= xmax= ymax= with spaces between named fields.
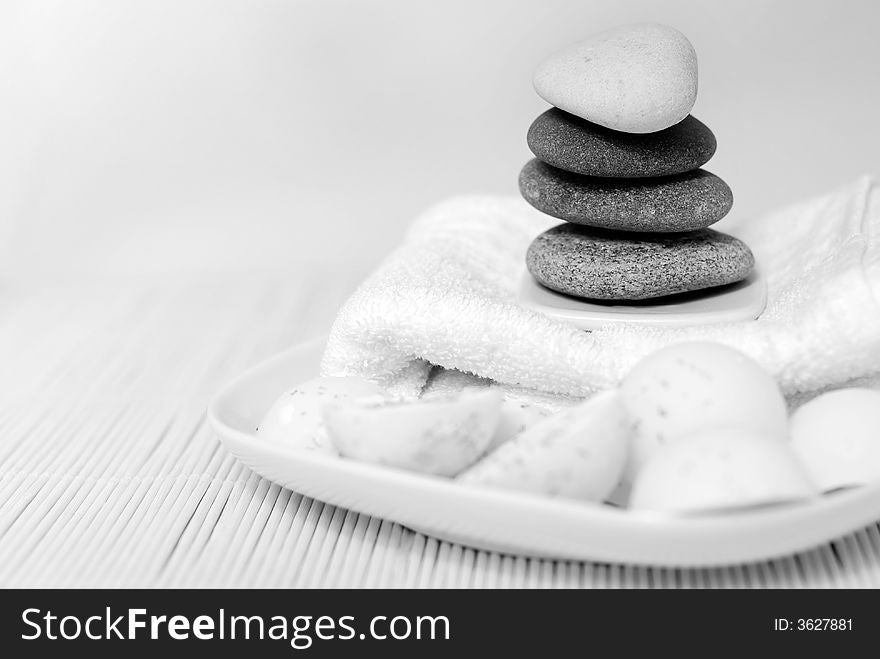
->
xmin=2 ymin=274 xmax=880 ymax=588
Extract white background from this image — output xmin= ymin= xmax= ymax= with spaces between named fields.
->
xmin=2 ymin=0 xmax=878 ymax=277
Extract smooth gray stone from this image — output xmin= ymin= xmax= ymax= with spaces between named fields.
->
xmin=526 ymin=224 xmax=754 ymax=300
xmin=527 ymin=109 xmax=716 ymax=177
xmin=519 ymin=159 xmax=733 ymax=232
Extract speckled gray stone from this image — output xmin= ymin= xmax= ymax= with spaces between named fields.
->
xmin=526 ymin=223 xmax=754 ymax=300
xmin=519 ymin=159 xmax=733 ymax=232
xmin=527 ymin=109 xmax=716 ymax=177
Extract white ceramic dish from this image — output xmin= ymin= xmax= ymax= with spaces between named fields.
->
xmin=518 ymin=268 xmax=767 ymax=330
xmin=208 ymin=336 xmax=880 ymax=566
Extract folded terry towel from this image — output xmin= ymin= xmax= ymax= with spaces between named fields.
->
xmin=321 ymin=177 xmax=880 ymax=405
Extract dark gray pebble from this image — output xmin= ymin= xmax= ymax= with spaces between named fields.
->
xmin=526 ymin=223 xmax=754 ymax=300
xmin=519 ymin=159 xmax=733 ymax=232
xmin=527 ymin=109 xmax=716 ymax=178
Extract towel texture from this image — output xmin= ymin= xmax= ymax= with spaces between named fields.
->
xmin=321 ymin=178 xmax=880 ymax=405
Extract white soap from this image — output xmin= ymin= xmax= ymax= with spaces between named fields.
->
xmin=620 ymin=341 xmax=788 ymax=480
xmin=324 ymin=388 xmax=502 ymax=477
xmin=790 ymin=388 xmax=880 ymax=491
xmin=631 ymin=429 xmax=816 ymax=514
xmin=256 ymin=376 xmax=384 ymax=454
xmin=458 ymin=390 xmax=632 ymax=502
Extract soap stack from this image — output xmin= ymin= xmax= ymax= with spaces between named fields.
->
xmin=521 ymin=24 xmax=754 ymax=301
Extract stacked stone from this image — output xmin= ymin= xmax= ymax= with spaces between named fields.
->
xmin=521 ymin=24 xmax=754 ymax=301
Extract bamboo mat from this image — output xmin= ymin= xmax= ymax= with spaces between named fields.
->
xmin=2 ymin=273 xmax=880 ymax=588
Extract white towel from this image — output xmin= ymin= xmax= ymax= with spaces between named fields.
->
xmin=320 ymin=177 xmax=880 ymax=406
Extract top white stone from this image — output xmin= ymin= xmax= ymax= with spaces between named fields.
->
xmin=533 ymin=23 xmax=698 ymax=134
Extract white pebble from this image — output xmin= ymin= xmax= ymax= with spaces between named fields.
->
xmin=533 ymin=23 xmax=697 ymax=133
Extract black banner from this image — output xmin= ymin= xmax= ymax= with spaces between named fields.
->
xmin=0 ymin=589 xmax=872 ymax=656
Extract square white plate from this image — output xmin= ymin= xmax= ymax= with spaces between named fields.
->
xmin=518 ymin=268 xmax=767 ymax=330
xmin=208 ymin=336 xmax=880 ymax=566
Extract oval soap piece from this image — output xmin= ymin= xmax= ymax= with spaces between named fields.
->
xmin=790 ymin=388 xmax=880 ymax=491
xmin=324 ymin=388 xmax=502 ymax=476
xmin=256 ymin=376 xmax=384 ymax=454
xmin=620 ymin=341 xmax=787 ymax=479
xmin=630 ymin=429 xmax=816 ymax=514
xmin=457 ymin=390 xmax=632 ymax=502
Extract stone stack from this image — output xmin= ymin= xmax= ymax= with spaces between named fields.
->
xmin=521 ymin=24 xmax=754 ymax=301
